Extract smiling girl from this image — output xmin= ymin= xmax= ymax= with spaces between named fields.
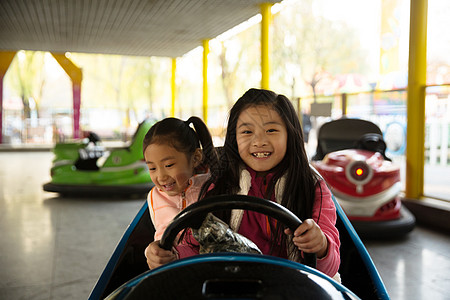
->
xmin=201 ymin=88 xmax=341 ymax=279
xmin=142 ymin=117 xmax=218 ymax=269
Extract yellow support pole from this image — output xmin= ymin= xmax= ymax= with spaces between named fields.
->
xmin=171 ymin=58 xmax=177 ymax=117
xmin=0 ymin=51 xmax=16 ymax=74
xmin=405 ymin=0 xmax=428 ymax=199
xmin=51 ymin=53 xmax=83 ymax=139
xmin=202 ymin=39 xmax=209 ymax=124
xmin=0 ymin=51 xmax=17 ymax=144
xmin=341 ymin=93 xmax=347 ymax=117
xmin=260 ymin=3 xmax=272 ymax=90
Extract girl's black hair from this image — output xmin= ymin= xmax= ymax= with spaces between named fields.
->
xmin=200 ymin=88 xmax=321 ymax=258
xmin=143 ymin=116 xmax=219 ymax=176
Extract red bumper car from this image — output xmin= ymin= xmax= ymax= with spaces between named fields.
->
xmin=311 ymin=118 xmax=415 ymax=238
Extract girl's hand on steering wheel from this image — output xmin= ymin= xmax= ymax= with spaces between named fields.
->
xmin=144 ymin=240 xmax=178 ymax=269
xmin=284 ymin=219 xmax=328 ymax=259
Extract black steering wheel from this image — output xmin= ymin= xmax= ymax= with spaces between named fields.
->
xmin=159 ymin=194 xmax=317 ymax=268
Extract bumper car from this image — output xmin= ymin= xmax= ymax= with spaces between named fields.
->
xmin=310 ymin=118 xmax=415 ymax=238
xmin=43 ymin=119 xmax=156 ymax=197
xmin=89 ymin=194 xmax=390 ymax=300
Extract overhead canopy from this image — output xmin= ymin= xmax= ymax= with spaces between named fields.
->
xmin=0 ymin=0 xmax=281 ymax=57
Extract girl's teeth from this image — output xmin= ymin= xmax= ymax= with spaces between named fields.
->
xmin=253 ymin=152 xmax=270 ymax=158
xmin=163 ymin=182 xmax=175 ymax=189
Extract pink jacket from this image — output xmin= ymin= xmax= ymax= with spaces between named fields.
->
xmin=177 ymin=168 xmax=340 ymax=278
xmin=147 ymin=173 xmax=210 ymax=240
xmin=234 ymin=168 xmax=340 ymax=278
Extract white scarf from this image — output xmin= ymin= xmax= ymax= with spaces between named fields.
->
xmin=229 ymin=168 xmax=299 ymax=262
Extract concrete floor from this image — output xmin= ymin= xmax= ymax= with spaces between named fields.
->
xmin=1 ymin=151 xmax=449 ymax=300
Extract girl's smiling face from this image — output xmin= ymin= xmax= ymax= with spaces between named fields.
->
xmin=236 ymin=104 xmax=288 ymax=173
xmin=144 ymin=143 xmax=201 ymax=196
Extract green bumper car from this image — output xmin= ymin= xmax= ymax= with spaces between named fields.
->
xmin=43 ymin=119 xmax=155 ymax=197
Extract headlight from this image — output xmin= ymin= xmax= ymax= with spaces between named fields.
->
xmin=350 ymin=162 xmax=370 ymax=181
xmin=345 ymin=160 xmax=374 ymax=193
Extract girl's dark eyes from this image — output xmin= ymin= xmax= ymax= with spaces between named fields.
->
xmin=239 ymin=129 xmax=278 ymax=134
xmin=148 ymin=163 xmax=174 ymax=170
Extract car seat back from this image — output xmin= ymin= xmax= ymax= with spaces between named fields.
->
xmin=312 ymin=118 xmax=383 ymax=161
xmin=102 ymin=119 xmax=155 ymax=167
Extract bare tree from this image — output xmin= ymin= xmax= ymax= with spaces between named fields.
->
xmin=9 ymin=51 xmax=45 ymax=118
xmin=272 ymin=0 xmax=368 ymax=101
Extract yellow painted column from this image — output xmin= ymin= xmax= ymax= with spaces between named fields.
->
xmin=260 ymin=3 xmax=272 ymax=90
xmin=0 ymin=51 xmax=17 ymax=144
xmin=171 ymin=58 xmax=177 ymax=117
xmin=405 ymin=0 xmax=428 ymax=199
xmin=0 ymin=51 xmax=16 ymax=75
xmin=202 ymin=39 xmax=209 ymax=124
xmin=51 ymin=53 xmax=83 ymax=138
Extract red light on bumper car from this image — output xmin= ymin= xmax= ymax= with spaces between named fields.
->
xmin=355 ymin=168 xmax=364 ymax=176
xmin=349 ymin=162 xmax=370 ymax=181
xmin=346 ymin=161 xmax=373 ymax=185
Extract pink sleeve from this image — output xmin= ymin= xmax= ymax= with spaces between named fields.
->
xmin=175 ymin=229 xmax=200 ymax=259
xmin=312 ymin=180 xmax=341 ymax=277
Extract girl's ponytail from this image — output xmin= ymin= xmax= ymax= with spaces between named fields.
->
xmin=186 ymin=116 xmax=219 ymax=175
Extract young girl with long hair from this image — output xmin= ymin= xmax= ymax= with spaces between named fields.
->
xmin=201 ymin=88 xmax=340 ymax=279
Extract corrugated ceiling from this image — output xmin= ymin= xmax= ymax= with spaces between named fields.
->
xmin=0 ymin=0 xmax=281 ymax=57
